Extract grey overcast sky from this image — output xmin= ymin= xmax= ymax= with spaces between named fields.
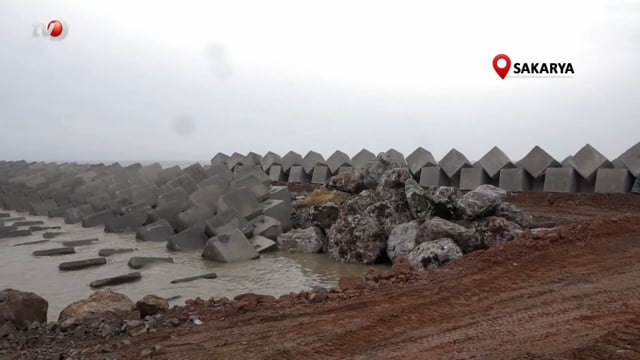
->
xmin=0 ymin=0 xmax=639 ymax=163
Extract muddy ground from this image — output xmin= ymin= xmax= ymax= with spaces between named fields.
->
xmin=6 ymin=192 xmax=640 ymax=359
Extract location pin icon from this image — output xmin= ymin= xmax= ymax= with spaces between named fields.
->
xmin=493 ymin=54 xmax=511 ymax=79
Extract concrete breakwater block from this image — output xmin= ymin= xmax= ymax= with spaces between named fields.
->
xmin=543 ymin=168 xmax=578 ymax=193
xmin=351 ymin=149 xmax=375 ymax=171
xmin=260 ymin=151 xmax=282 ymax=172
xmin=439 ymin=149 xmax=471 ymax=179
xmin=132 ymin=186 xmax=161 ymax=207
xmin=281 ymin=151 xmax=303 ymax=173
xmin=28 ymin=199 xmax=58 ymax=216
xmin=32 ymin=247 xmax=75 ymax=256
xmin=519 ymin=146 xmax=560 ymax=179
xmin=195 ymin=174 xmax=227 ymax=192
xmin=459 ymin=167 xmax=491 ymax=191
xmin=250 ymin=215 xmax=282 ymax=240
xmin=311 ymin=165 xmax=331 ymax=184
xmin=478 ymin=146 xmax=514 ymax=180
xmin=183 ymin=163 xmax=208 ymax=183
xmin=386 ymin=149 xmax=407 ymax=166
xmin=86 ymin=194 xmax=113 ymax=212
xmin=64 ymin=205 xmax=94 ymax=224
xmin=633 ymin=177 xmax=640 ymax=194
xmin=234 ymin=165 xmax=271 ymax=187
xmin=218 ymin=189 xmax=262 ymax=220
xmin=43 ymin=231 xmax=65 ymax=239
xmin=0 ymin=213 xmax=10 ymax=218
xmin=167 ymin=224 xmax=208 ymax=251
xmin=326 ymin=150 xmax=352 ymax=175
xmin=594 ymin=168 xmax=633 ymax=193
xmin=268 ymin=165 xmax=287 ymax=182
xmin=82 ymin=210 xmax=115 ymax=228
xmin=155 ymin=165 xmax=182 ymax=186
xmin=287 ymin=165 xmax=310 ymax=183
xmin=230 ymin=175 xmax=269 ymax=202
xmin=499 ymin=168 xmax=533 ymax=192
xmin=419 ymin=167 xmax=450 ymax=187
xmin=136 ymin=219 xmax=175 ymax=242
xmin=210 ymin=152 xmax=230 ymax=167
xmin=147 ymin=201 xmax=189 ymax=230
xmin=261 ymin=199 xmax=292 ymax=232
xmin=0 ymin=229 xmax=32 ymax=239
xmin=13 ymin=239 xmax=49 ymax=246
xmin=406 ymin=147 xmax=437 ymax=176
xmin=105 ymin=209 xmax=148 ymax=233
xmin=90 ymin=272 xmax=141 ymax=289
xmin=618 ymin=141 xmax=640 ymax=177
xmin=208 ymin=164 xmax=234 ymax=184
xmin=171 ymin=272 xmax=218 ymax=284
xmin=48 ymin=204 xmax=72 ymax=218
xmin=14 ymin=220 xmax=44 ymax=227
xmin=0 ymin=225 xmax=16 ymax=233
xmin=205 ymin=208 xmax=254 ymax=238
xmin=176 ymin=206 xmax=214 ymax=232
xmin=166 ymin=173 xmax=197 ymax=194
xmin=269 ymin=186 xmax=293 ymax=207
xmin=98 ymin=248 xmax=136 ymax=257
xmin=157 ymin=187 xmax=191 ymax=210
xmin=569 ymin=144 xmax=612 ymax=182
xmin=250 ymin=235 xmax=277 ymax=253
xmin=190 ymin=184 xmax=225 ymax=213
xmin=202 ymin=229 xmax=259 ymax=263
xmin=303 ymin=151 xmax=325 ymax=175
xmin=61 ymin=238 xmax=99 ymax=247
xmin=128 ymin=256 xmax=174 ymax=269
xmin=59 ymin=257 xmax=107 ymax=271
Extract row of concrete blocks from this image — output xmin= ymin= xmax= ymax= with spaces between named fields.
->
xmin=0 ymin=160 xmax=295 ymax=262
xmin=208 ymin=143 xmax=640 ymax=192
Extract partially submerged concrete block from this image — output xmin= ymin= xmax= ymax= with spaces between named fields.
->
xmin=439 ymin=149 xmax=471 ymax=179
xmin=250 ymin=215 xmax=282 ymax=240
xmin=569 ymin=144 xmax=612 ymax=182
xmin=28 ymin=199 xmax=58 ymax=216
xmin=249 ymin=235 xmax=277 ymax=253
xmin=459 ymin=167 xmax=491 ymax=190
xmin=135 ymin=219 xmax=175 ymax=242
xmin=287 ymin=165 xmax=310 ymax=183
xmin=230 ymin=175 xmax=269 ymax=201
xmin=543 ymin=168 xmax=578 ymax=193
xmin=218 ymin=189 xmax=262 ymax=219
xmin=261 ymin=199 xmax=292 ymax=232
xmin=202 ymin=229 xmax=259 ymax=263
xmin=204 ymin=208 xmax=254 ymax=237
xmin=90 ymin=272 xmax=141 ymax=288
xmin=499 ymin=168 xmax=532 ymax=192
xmin=519 ymin=146 xmax=560 ymax=179
xmin=406 ymin=147 xmax=437 ymax=176
xmin=167 ymin=224 xmax=208 ymax=251
xmin=81 ymin=210 xmax=115 ymax=228
xmin=478 ymin=146 xmax=514 ymax=180
xmin=594 ymin=168 xmax=633 ymax=193
xmin=176 ymin=206 xmax=214 ymax=232
xmin=311 ymin=165 xmax=331 ymax=184
xmin=351 ymin=149 xmax=375 ymax=171
xmin=128 ymin=256 xmax=174 ymax=269
xmin=419 ymin=167 xmax=450 ymax=187
xmin=326 ymin=150 xmax=352 ymax=175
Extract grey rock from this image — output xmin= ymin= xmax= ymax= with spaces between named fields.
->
xmin=386 ymin=220 xmax=419 ymax=261
xmin=457 ymin=184 xmax=506 ymax=220
xmin=276 ymin=227 xmax=325 ymax=253
xmin=362 ymin=153 xmax=405 ymax=190
xmin=408 ymin=238 xmax=462 ymax=270
xmin=171 ymin=273 xmax=218 ymax=284
xmin=309 ymin=202 xmax=340 ymax=231
xmin=327 ymin=213 xmax=386 ymax=264
xmin=89 ymin=272 xmax=142 ymax=288
xmin=492 ymin=202 xmax=534 ymax=228
xmin=127 ymin=256 xmax=174 ymax=269
xmin=472 ymin=216 xmax=522 ymax=248
xmin=417 ymin=217 xmax=479 ymax=254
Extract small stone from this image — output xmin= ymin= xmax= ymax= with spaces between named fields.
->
xmin=165 ymin=318 xmax=180 ymax=327
xmin=59 ymin=318 xmax=76 ymax=332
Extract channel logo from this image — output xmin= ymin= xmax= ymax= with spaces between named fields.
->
xmin=493 ymin=54 xmax=574 ymax=79
xmin=32 ymin=19 xmax=68 ymax=40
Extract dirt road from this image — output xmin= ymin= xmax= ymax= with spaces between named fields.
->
xmin=10 ymin=193 xmax=640 ymax=359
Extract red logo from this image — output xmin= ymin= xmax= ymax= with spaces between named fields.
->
xmin=47 ymin=20 xmax=64 ymax=37
xmin=493 ymin=54 xmax=511 ymax=79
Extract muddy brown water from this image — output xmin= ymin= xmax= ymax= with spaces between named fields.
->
xmin=0 ymin=210 xmax=377 ymax=322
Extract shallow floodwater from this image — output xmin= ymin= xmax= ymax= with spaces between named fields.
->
xmin=0 ymin=210 xmax=377 ymax=322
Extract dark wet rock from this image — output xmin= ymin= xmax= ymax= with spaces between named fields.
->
xmin=417 ymin=217 xmax=479 ymax=254
xmin=12 ymin=239 xmax=49 ymax=247
xmin=61 ymin=238 xmax=99 ymax=247
xmin=0 ymin=289 xmax=48 ymax=326
xmin=408 ymin=238 xmax=462 ymax=270
xmin=98 ymin=248 xmax=136 ymax=257
xmin=276 ymin=227 xmax=325 ymax=253
xmin=170 ymin=272 xmax=218 ymax=284
xmin=362 ymin=153 xmax=405 ymax=190
xmin=127 ymin=256 xmax=174 ymax=269
xmin=309 ymin=202 xmax=340 ymax=232
xmin=472 ymin=216 xmax=523 ymax=248
xmin=424 ymin=185 xmax=462 ymax=219
xmin=457 ymin=184 xmax=506 ymax=220
xmin=43 ymin=231 xmax=65 ymax=239
xmin=58 ymin=290 xmax=136 ymax=322
xmin=89 ymin=272 xmax=142 ymax=289
xmin=58 ymin=258 xmax=107 ymax=271
xmin=13 ymin=221 xmax=44 ymax=227
xmin=134 ymin=295 xmax=169 ymax=318
xmin=386 ymin=220 xmax=419 ymax=261
xmin=0 ymin=230 xmax=31 ymax=239
xmin=32 ymin=247 xmax=75 ymax=256
xmin=491 ymin=202 xmax=534 ymax=228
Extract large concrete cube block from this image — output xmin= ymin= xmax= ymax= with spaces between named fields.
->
xmin=204 ymin=208 xmax=254 ymax=238
xmin=207 ymin=164 xmax=234 ymax=184
xmin=245 ymin=152 xmax=263 ymax=166
xmin=183 ymin=163 xmax=208 ymax=183
xmin=268 ymin=186 xmax=292 ymax=209
xmin=302 ymin=151 xmax=326 ymax=175
xmin=569 ymin=144 xmax=612 ymax=182
xmin=459 ymin=167 xmax=491 ymax=190
xmin=419 ymin=167 xmax=450 ymax=187
xmin=478 ymin=146 xmax=514 ymax=180
xmin=136 ymin=219 xmax=175 ymax=242
xmin=155 ymin=165 xmax=182 ymax=186
xmin=227 ymin=153 xmax=249 ymax=170
xmin=261 ymin=199 xmax=292 ymax=232
xmin=326 ymin=150 xmax=352 ymax=174
xmin=311 ymin=165 xmax=331 ymax=184
xmin=105 ymin=208 xmax=149 ymax=233
xmin=260 ymin=152 xmax=282 ymax=172
xmin=202 ymin=229 xmax=259 ymax=263
xmin=218 ymin=189 xmax=262 ymax=220
xmin=439 ymin=149 xmax=471 ymax=179
xmin=385 ymin=149 xmax=407 ymax=166
xmin=176 ymin=205 xmax=214 ymax=232
xmin=281 ymin=151 xmax=303 ymax=173
xmin=210 ymin=152 xmax=230 ymax=167
xmin=617 ymin=141 xmax=640 ymax=177
xmin=132 ymin=185 xmax=160 ymax=207
xmin=234 ymin=165 xmax=270 ymax=186
xmin=406 ymin=147 xmax=437 ymax=176
xmin=230 ymin=175 xmax=269 ymax=201
xmin=167 ymin=224 xmax=208 ymax=251
xmin=250 ymin=215 xmax=282 ymax=240
xmin=351 ymin=149 xmax=375 ymax=171
xmin=499 ymin=168 xmax=532 ymax=192
xmin=157 ymin=187 xmax=191 ymax=210
xmin=268 ymin=165 xmax=287 ymax=182
xmin=28 ymin=199 xmax=58 ymax=216
xmin=287 ymin=165 xmax=310 ymax=183
xmin=518 ymin=146 xmax=560 ymax=179
xmin=543 ymin=168 xmax=578 ymax=193
xmin=594 ymin=168 xmax=633 ymax=193
xmin=166 ymin=173 xmax=196 ymax=194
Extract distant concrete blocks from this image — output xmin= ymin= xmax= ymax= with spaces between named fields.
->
xmin=543 ymin=168 xmax=578 ymax=193
xmin=499 ymin=168 xmax=532 ymax=192
xmin=234 ymin=165 xmax=271 ymax=186
xmin=326 ymin=150 xmax=351 ymax=174
xmin=268 ymin=165 xmax=287 ymax=182
xmin=210 ymin=152 xmax=229 ymax=167
xmin=386 ymin=149 xmax=407 ymax=166
xmin=260 ymin=152 xmax=282 ymax=173
xmin=459 ymin=167 xmax=491 ymax=191
xmin=617 ymin=141 xmax=640 ymax=177
xmin=287 ymin=165 xmax=310 ymax=183
xmin=351 ymin=149 xmax=375 ymax=171
xmin=281 ymin=151 xmax=303 ymax=173
xmin=419 ymin=167 xmax=450 ymax=187
xmin=569 ymin=144 xmax=612 ymax=182
xmin=406 ymin=147 xmax=437 ymax=176
xmin=302 ymin=151 xmax=325 ymax=175
xmin=310 ymin=165 xmax=331 ymax=184
xmin=439 ymin=149 xmax=471 ymax=179
xmin=519 ymin=146 xmax=560 ymax=179
xmin=478 ymin=146 xmax=514 ymax=180
xmin=594 ymin=168 xmax=633 ymax=193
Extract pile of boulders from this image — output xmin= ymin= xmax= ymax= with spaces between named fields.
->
xmin=282 ymin=153 xmax=536 ymax=270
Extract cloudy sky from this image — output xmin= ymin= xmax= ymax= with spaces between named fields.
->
xmin=0 ymin=0 xmax=638 ymax=163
